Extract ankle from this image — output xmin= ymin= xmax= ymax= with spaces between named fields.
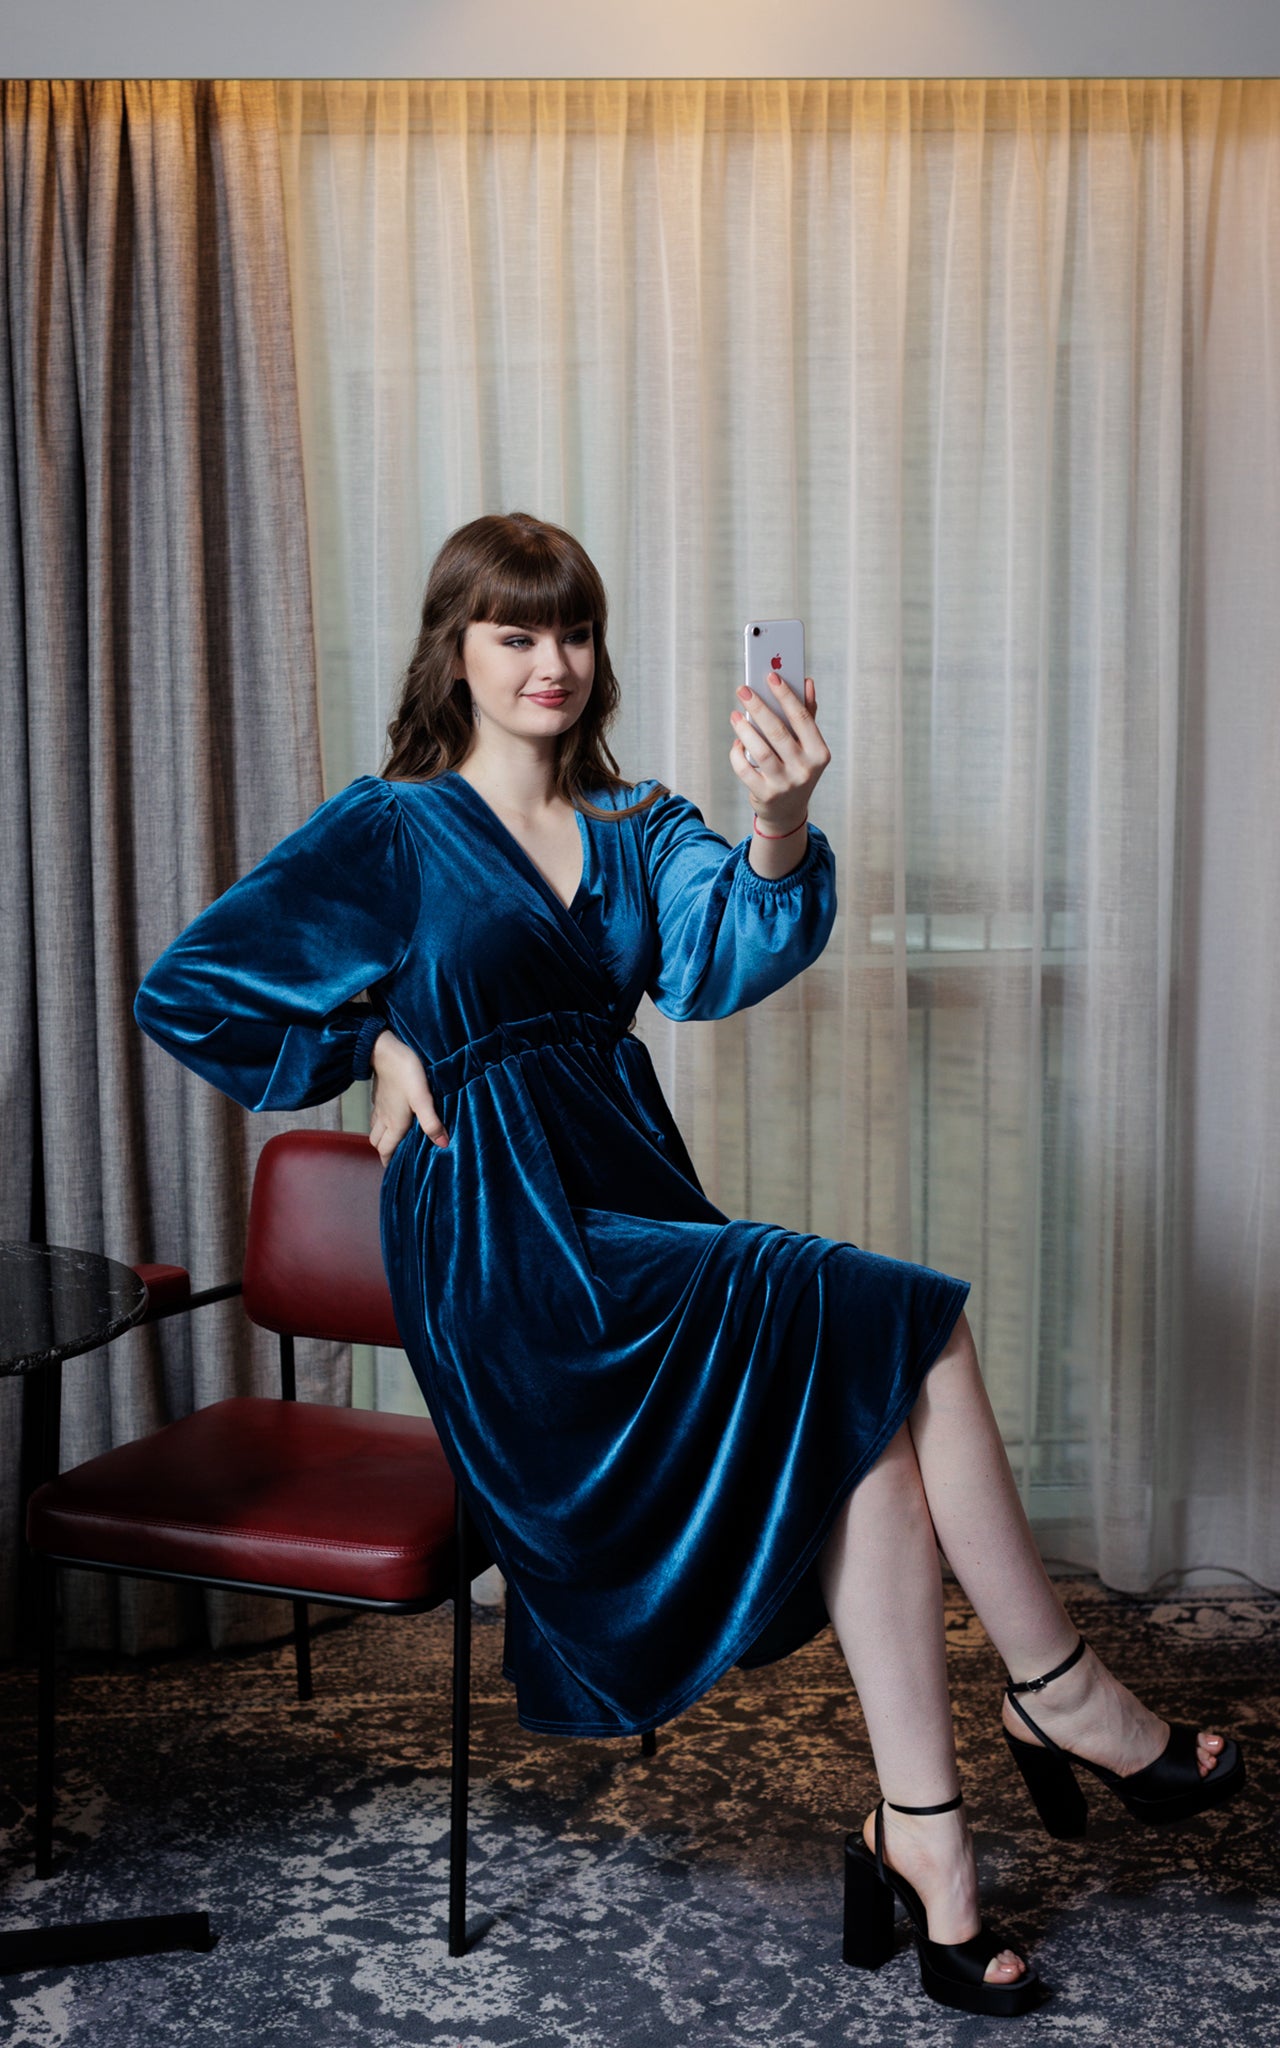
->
xmin=870 ymin=1803 xmax=980 ymax=1912
xmin=874 ymin=1798 xmax=973 ymax=1862
xmin=1005 ymin=1631 xmax=1088 ymax=1697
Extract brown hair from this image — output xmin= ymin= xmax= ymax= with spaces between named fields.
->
xmin=381 ymin=512 xmax=667 ymax=822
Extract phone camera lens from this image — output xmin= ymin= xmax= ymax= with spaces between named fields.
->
xmin=752 ymin=626 xmax=761 ymax=637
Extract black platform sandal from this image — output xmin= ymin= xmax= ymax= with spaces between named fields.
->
xmin=843 ymin=1792 xmax=1045 ymax=2017
xmin=1003 ymin=1634 xmax=1246 ymax=1838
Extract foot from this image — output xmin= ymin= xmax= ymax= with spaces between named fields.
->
xmin=1001 ymin=1638 xmax=1226 ymax=1779
xmin=862 ymin=1801 xmax=1028 ymax=1988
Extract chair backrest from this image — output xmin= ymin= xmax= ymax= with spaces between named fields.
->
xmin=241 ymin=1130 xmax=403 ymax=1348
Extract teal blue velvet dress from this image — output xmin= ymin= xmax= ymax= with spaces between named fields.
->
xmin=134 ymin=771 xmax=969 ymax=1735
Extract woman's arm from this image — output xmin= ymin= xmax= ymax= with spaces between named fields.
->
xmin=640 ymin=672 xmax=835 ymax=1020
xmin=134 ymin=777 xmax=422 ymax=1111
xmin=641 ymin=816 xmax=837 ymax=1024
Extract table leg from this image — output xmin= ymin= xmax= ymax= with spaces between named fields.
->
xmin=0 ymin=1914 xmax=216 ymax=1974
xmin=22 ymin=1549 xmax=215 ymax=1979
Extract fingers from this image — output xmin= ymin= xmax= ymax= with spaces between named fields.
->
xmin=767 ymin=670 xmax=821 ymax=745
xmin=409 ymin=1086 xmax=450 ymax=1149
xmin=735 ymin=675 xmax=826 ymax=760
xmin=369 ymin=1108 xmax=450 ymax=1167
xmin=758 ymin=670 xmax=818 ymax=729
xmin=730 ymin=672 xmax=830 ymax=804
xmin=367 ymin=1037 xmax=450 ymax=1163
xmin=730 ymin=713 xmax=779 ymax=768
xmin=735 ymin=681 xmax=800 ymax=753
xmin=729 ymin=738 xmax=766 ymax=804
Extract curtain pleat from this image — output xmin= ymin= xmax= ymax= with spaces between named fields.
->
xmin=0 ymin=80 xmax=342 ymax=1656
xmin=276 ymin=78 xmax=1280 ymax=1594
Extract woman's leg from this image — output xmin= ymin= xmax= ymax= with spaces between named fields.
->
xmin=905 ymin=1311 xmax=1225 ymax=1777
xmin=817 ymin=1308 xmax=1228 ymax=1987
xmin=818 ymin=1420 xmax=1028 ymax=1985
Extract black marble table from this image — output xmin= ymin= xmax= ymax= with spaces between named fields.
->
xmin=0 ymin=1242 xmax=215 ymax=1975
xmin=0 ymin=1242 xmax=148 ymax=1378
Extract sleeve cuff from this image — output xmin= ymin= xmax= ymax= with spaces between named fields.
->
xmin=734 ymin=823 xmax=828 ymax=893
xmin=351 ymin=1010 xmax=389 ymax=1082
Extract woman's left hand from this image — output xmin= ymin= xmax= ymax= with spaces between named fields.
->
xmin=729 ymin=674 xmax=831 ymax=832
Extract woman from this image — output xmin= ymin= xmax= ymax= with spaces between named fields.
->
xmin=135 ymin=512 xmax=1244 ymax=2019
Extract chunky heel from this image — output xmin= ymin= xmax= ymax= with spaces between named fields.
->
xmin=842 ymin=1834 xmax=895 ymax=1968
xmin=843 ymin=1795 xmax=1044 ymax=2016
xmin=1002 ymin=1727 xmax=1088 ymax=1839
xmin=1002 ymin=1633 xmax=1246 ymax=1836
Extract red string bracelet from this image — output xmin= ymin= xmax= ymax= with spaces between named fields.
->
xmin=753 ymin=814 xmax=809 ymax=840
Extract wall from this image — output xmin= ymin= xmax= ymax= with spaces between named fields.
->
xmin=4 ymin=0 xmax=1279 ymax=80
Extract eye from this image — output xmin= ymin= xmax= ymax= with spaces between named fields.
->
xmin=502 ymin=634 xmax=533 ymax=648
xmin=565 ymin=626 xmax=593 ymax=644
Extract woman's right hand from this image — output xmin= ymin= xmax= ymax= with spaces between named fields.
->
xmin=369 ymin=1028 xmax=450 ymax=1166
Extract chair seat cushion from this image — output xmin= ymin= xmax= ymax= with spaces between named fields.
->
xmin=27 ymin=1398 xmax=458 ymax=1605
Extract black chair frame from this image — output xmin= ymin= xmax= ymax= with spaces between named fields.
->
xmin=32 ymin=1281 xmax=657 ymax=1957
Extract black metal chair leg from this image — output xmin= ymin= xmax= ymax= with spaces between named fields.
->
xmin=35 ymin=1555 xmax=56 ymax=1879
xmin=447 ymin=1495 xmax=472 ymax=1958
xmin=292 ymin=1599 xmax=313 ymax=1701
xmin=640 ymin=1728 xmax=657 ymax=1757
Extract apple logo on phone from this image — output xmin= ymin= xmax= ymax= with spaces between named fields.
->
xmin=771 ymin=654 xmax=783 ymax=670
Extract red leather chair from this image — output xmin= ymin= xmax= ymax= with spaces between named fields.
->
xmin=25 ymin=1131 xmax=483 ymax=1955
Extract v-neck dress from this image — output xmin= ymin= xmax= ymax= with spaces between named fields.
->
xmin=135 ymin=771 xmax=969 ymax=1734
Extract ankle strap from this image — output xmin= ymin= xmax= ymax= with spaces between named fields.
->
xmin=872 ymin=1790 xmax=964 ymax=1884
xmin=883 ymin=1790 xmax=964 ymax=1815
xmin=1006 ymin=1633 xmax=1087 ymax=1696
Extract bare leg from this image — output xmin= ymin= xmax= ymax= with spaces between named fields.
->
xmin=817 ymin=1308 xmax=1229 ymax=1988
xmin=906 ymin=1312 xmax=1225 ymax=1778
xmin=818 ymin=1421 xmax=1028 ymax=1986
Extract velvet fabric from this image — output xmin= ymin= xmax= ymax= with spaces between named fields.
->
xmin=135 ymin=772 xmax=970 ymax=1735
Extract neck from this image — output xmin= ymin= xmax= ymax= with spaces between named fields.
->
xmin=457 ymin=735 xmax=562 ymax=818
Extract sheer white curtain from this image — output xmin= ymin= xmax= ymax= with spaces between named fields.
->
xmin=276 ymin=79 xmax=1280 ymax=1595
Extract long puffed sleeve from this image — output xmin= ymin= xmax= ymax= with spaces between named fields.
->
xmin=134 ymin=776 xmax=421 ymax=1111
xmin=639 ymin=784 xmax=837 ymax=1020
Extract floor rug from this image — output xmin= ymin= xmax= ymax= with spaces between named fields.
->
xmin=1 ymin=1577 xmax=1276 ymax=2047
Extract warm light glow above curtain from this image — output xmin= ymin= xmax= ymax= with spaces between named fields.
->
xmin=277 ymin=79 xmax=1280 ymax=1596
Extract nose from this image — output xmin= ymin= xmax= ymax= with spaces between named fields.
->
xmin=535 ymin=634 xmax=570 ymax=684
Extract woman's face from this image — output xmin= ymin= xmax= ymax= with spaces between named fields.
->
xmin=459 ymin=618 xmax=595 ymax=744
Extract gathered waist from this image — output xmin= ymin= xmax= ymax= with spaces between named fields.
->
xmin=424 ymin=1008 xmax=634 ymax=1100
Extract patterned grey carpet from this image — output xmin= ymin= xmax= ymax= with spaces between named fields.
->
xmin=0 ymin=1577 xmax=1276 ymax=2047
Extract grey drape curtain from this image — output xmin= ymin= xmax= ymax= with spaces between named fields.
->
xmin=0 ymin=80 xmax=343 ymax=1657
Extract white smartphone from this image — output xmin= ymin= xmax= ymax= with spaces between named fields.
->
xmin=742 ymin=617 xmax=806 ymax=769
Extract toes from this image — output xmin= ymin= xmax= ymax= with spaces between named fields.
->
xmin=1198 ymin=1731 xmax=1225 ymax=1775
xmin=984 ymin=1951 xmax=1026 ymax=1982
